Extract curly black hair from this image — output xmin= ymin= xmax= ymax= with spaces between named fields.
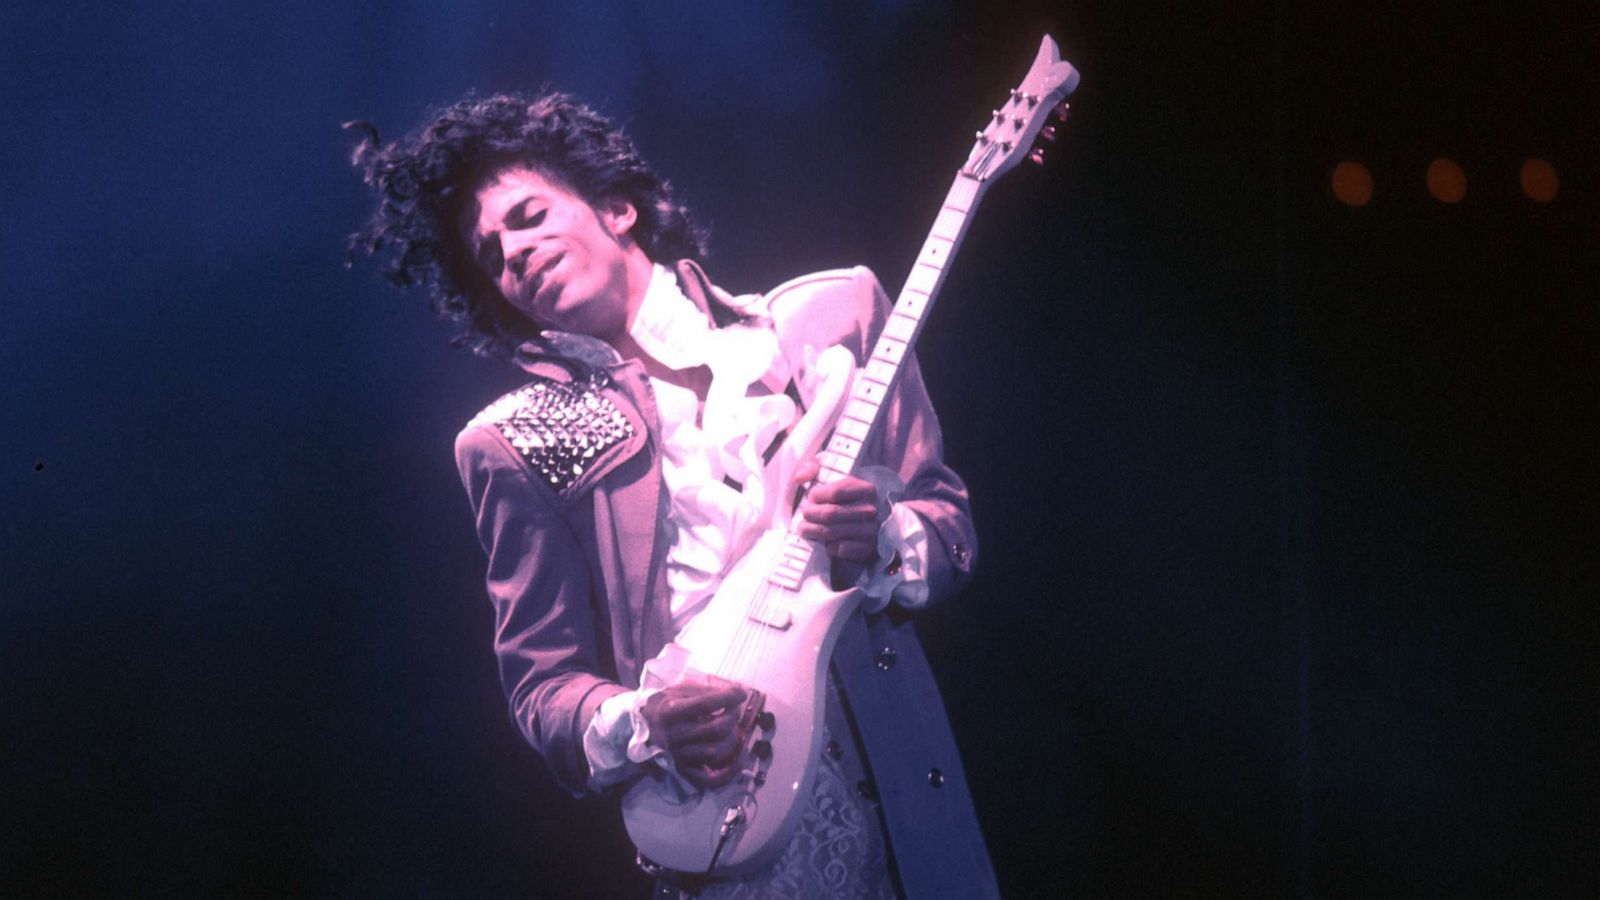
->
xmin=348 ymin=91 xmax=707 ymax=358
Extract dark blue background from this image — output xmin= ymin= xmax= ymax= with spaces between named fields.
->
xmin=4 ymin=1 xmax=1594 ymax=896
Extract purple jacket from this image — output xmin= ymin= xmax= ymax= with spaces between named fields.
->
xmin=455 ymin=262 xmax=998 ymax=898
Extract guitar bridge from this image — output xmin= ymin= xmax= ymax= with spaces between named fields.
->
xmin=700 ymin=677 xmax=776 ymax=784
xmin=701 ymin=677 xmax=767 ymax=750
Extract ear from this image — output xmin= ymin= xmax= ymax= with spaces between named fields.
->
xmin=598 ymin=196 xmax=638 ymax=240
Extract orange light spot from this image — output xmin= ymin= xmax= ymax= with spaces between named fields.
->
xmin=1426 ymin=159 xmax=1467 ymax=203
xmin=1331 ymin=161 xmax=1373 ymax=207
xmin=1520 ymin=158 xmax=1559 ymax=203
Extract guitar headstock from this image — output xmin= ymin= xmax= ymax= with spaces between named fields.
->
xmin=961 ymin=35 xmax=1080 ymax=182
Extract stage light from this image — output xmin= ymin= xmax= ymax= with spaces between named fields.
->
xmin=1332 ymin=161 xmax=1373 ymax=207
xmin=1426 ymin=159 xmax=1467 ymax=204
xmin=1520 ymin=158 xmax=1559 ymax=203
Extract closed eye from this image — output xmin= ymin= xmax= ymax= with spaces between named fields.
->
xmin=506 ymin=199 xmax=547 ymax=230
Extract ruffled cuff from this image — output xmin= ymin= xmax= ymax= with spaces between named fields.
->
xmin=583 ymin=688 xmax=649 ymax=791
xmin=583 ymin=643 xmax=703 ymax=795
xmin=853 ymin=466 xmax=932 ymax=613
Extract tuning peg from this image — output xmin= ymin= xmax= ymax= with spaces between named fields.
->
xmin=1027 ymin=148 xmax=1047 ymax=166
xmin=1053 ymin=101 xmax=1071 ymax=122
xmin=1010 ymin=89 xmax=1040 ymax=107
xmin=1039 ymin=125 xmax=1058 ymax=143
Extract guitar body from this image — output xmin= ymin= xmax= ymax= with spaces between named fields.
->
xmin=621 ymin=528 xmax=862 ymax=875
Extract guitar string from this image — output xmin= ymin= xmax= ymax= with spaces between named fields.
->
xmin=718 ymin=534 xmax=785 ymax=680
xmin=705 ymin=223 xmax=929 ymax=783
xmin=721 ymin=446 xmax=853 ymax=681
xmin=737 ymin=534 xmax=798 ymax=677
xmin=703 ymin=290 xmax=902 ymax=793
xmin=716 ymin=349 xmax=893 ymax=684
xmin=707 ymin=171 xmax=941 ymax=707
xmin=721 ymin=528 xmax=804 ymax=684
xmin=722 ymin=573 xmax=765 ymax=679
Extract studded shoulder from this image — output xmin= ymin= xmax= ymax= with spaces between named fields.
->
xmin=466 ymin=372 xmax=634 ymax=497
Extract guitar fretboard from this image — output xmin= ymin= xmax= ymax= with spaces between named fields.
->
xmin=768 ymin=173 xmax=988 ymax=590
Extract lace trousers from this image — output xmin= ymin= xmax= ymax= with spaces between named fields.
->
xmin=652 ymin=675 xmax=897 ymax=900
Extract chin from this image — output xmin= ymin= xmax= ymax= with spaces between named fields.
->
xmin=558 ymin=300 xmax=625 ymax=339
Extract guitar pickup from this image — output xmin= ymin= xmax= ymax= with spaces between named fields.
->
xmin=746 ymin=606 xmax=793 ymax=630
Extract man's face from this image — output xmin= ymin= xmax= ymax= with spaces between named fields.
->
xmin=461 ymin=165 xmax=638 ymax=339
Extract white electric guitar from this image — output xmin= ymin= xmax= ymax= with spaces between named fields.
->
xmin=623 ymin=35 xmax=1080 ymax=878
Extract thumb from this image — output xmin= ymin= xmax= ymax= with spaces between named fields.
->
xmin=790 ymin=456 xmax=820 ymax=488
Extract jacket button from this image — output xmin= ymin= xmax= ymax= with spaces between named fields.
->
xmin=824 ymin=739 xmax=842 ymax=760
xmin=928 ymin=768 xmax=945 ymax=788
xmin=874 ymin=647 xmax=897 ymax=671
xmin=950 ymin=542 xmax=970 ymax=566
xmin=856 ymin=780 xmax=878 ymax=801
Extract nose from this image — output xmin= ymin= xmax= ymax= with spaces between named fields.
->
xmin=506 ymin=245 xmax=533 ymax=280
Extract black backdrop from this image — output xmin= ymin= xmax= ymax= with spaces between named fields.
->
xmin=4 ymin=2 xmax=1595 ymax=896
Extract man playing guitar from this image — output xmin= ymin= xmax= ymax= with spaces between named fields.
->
xmin=351 ymin=87 xmax=1006 ymax=898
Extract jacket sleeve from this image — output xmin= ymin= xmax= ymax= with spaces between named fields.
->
xmin=769 ymin=265 xmax=978 ymax=604
xmin=869 ymin=340 xmax=978 ymax=605
xmin=455 ymin=424 xmax=629 ymax=796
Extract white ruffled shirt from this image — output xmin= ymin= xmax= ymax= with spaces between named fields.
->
xmin=582 ymin=265 xmax=930 ymax=789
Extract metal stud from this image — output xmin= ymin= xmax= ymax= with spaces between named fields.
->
xmin=469 ymin=372 xmax=633 ymax=496
xmin=874 ymin=647 xmax=898 ymax=671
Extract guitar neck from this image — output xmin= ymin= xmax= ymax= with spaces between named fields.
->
xmin=764 ymin=34 xmax=1075 ymax=592
xmin=814 ymin=173 xmax=989 ymax=485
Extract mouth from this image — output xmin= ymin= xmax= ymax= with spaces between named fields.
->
xmin=526 ymin=253 xmax=563 ymax=304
